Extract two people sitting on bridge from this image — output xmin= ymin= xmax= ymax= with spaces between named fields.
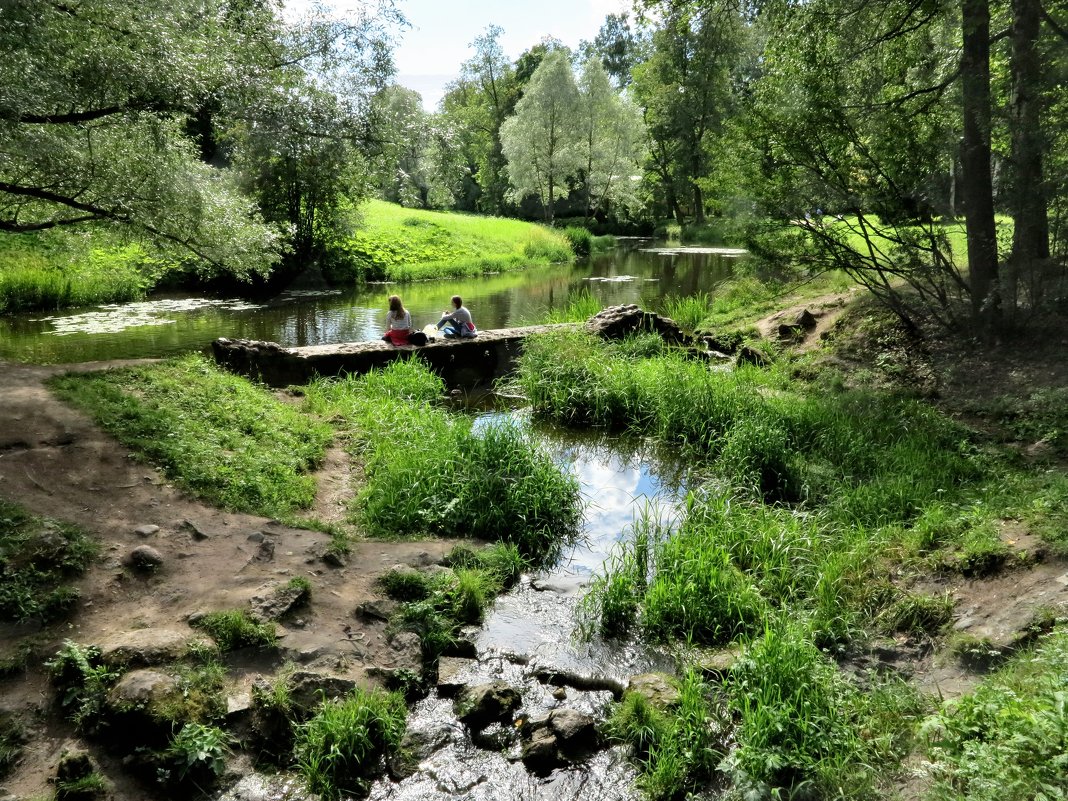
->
xmin=436 ymin=295 xmax=477 ymax=339
xmin=381 ymin=294 xmax=476 ymax=346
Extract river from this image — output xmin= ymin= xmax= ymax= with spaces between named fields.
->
xmin=0 ymin=242 xmax=742 ymax=363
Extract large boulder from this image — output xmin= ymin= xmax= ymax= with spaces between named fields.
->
xmin=520 ymin=708 xmax=598 ymax=774
xmin=286 ymin=671 xmax=361 ymax=714
xmin=454 ymin=681 xmax=522 ymax=730
xmin=585 ymin=305 xmax=690 ymax=345
xmin=249 ymin=581 xmax=309 ymax=623
xmin=98 ymin=628 xmax=214 ymax=668
xmin=626 ymin=673 xmax=680 ymax=710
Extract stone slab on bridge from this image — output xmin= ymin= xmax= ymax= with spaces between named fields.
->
xmin=212 ymin=324 xmax=575 ymax=388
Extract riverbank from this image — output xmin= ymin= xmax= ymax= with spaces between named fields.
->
xmin=1 ymin=297 xmax=1066 ymax=801
xmin=326 ymin=200 xmax=574 ymax=283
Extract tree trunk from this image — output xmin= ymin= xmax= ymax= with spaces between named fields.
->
xmin=693 ymin=182 xmax=705 ymax=225
xmin=547 ymin=177 xmax=555 ymax=224
xmin=960 ymin=0 xmax=1000 ymax=335
xmin=1007 ymin=0 xmax=1050 ymax=314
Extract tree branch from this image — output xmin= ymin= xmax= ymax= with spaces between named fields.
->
xmin=0 ymin=214 xmax=101 ymax=232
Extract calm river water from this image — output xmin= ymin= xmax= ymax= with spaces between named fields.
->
xmin=0 ymin=242 xmax=743 ymax=363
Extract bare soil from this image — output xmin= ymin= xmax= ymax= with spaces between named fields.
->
xmin=1 ymin=299 xmax=1067 ymax=799
xmin=0 ymin=360 xmax=454 ymax=800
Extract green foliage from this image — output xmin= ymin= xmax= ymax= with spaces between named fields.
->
xmin=303 ymin=360 xmax=582 ymax=560
xmin=563 ymin=226 xmax=593 ymax=256
xmin=661 ymin=292 xmax=714 ymax=332
xmin=49 ymin=355 xmax=331 ymax=517
xmin=923 ymin=627 xmax=1068 ymax=801
xmin=0 ymin=713 xmax=25 ymax=780
xmin=295 ymin=688 xmax=407 ymax=800
xmin=877 ymin=591 xmax=956 ymax=636
xmin=0 ymin=229 xmax=172 ymax=313
xmin=46 ymin=641 xmax=121 ymax=734
xmin=161 ymin=722 xmax=232 ymax=784
xmin=0 ymin=500 xmax=98 ymax=623
xmin=605 ymin=671 xmax=728 ymax=801
xmin=725 ymin=622 xmax=925 ymax=797
xmin=326 ymin=200 xmax=572 ymax=283
xmin=191 ymin=610 xmax=277 ymax=651
xmin=542 ymin=288 xmax=604 ymax=323
xmin=378 ymin=568 xmax=435 ymax=602
xmin=55 ymin=771 xmax=108 ymax=801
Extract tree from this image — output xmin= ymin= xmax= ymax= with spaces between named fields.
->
xmin=575 ymin=59 xmax=646 ymax=221
xmin=631 ymin=1 xmax=745 ymax=225
xmin=500 ymin=49 xmax=582 ymax=223
xmin=0 ymin=0 xmax=286 ymax=277
xmin=579 ymin=13 xmax=649 ymax=89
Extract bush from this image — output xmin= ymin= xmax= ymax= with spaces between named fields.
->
xmin=161 ymin=722 xmax=232 ymax=785
xmin=563 ymin=226 xmax=593 ymax=257
xmin=46 ymin=641 xmax=121 ymax=734
xmin=295 ymin=688 xmax=407 ymax=800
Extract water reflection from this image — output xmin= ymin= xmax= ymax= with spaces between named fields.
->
xmin=366 ymin=417 xmax=689 ymax=801
xmin=0 ymin=242 xmax=740 ymax=364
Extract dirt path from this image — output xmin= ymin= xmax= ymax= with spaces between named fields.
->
xmin=0 ymin=360 xmax=453 ymax=800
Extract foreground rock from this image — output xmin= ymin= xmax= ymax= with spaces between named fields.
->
xmin=520 ymin=708 xmax=599 ymax=774
xmin=585 ymin=304 xmax=690 ymax=344
xmin=453 ymin=681 xmax=522 ymax=730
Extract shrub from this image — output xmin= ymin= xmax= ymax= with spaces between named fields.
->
xmin=563 ymin=226 xmax=593 ymax=257
xmin=295 ymin=688 xmax=407 ymax=800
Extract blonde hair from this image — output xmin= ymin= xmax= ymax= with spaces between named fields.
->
xmin=388 ymin=295 xmax=405 ymax=316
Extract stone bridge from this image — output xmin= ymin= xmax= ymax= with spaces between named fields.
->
xmin=211 ymin=324 xmax=576 ymax=388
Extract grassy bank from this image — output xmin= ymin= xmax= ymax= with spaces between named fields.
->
xmin=327 ymin=200 xmax=574 ymax=283
xmin=0 ymin=229 xmax=175 ymax=313
xmin=514 ymin=328 xmax=1067 ymax=799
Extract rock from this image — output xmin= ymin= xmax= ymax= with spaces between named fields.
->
xmin=701 ymin=332 xmax=744 ymax=354
xmin=307 ymin=540 xmax=347 ymax=567
xmin=585 ymin=304 xmax=690 ymax=345
xmin=626 ymin=673 xmax=680 ymax=709
xmin=355 ymin=598 xmax=400 ymax=622
xmin=249 ymin=581 xmax=310 ymax=622
xmin=287 ymin=671 xmax=360 ymax=714
xmin=436 ymin=656 xmax=474 ymax=697
xmin=697 ymin=647 xmax=742 ymax=681
xmin=247 ymin=531 xmax=265 ymax=543
xmin=180 ymin=519 xmax=210 ymax=540
xmin=387 ymin=631 xmax=423 ymax=672
xmin=55 ymin=745 xmax=97 ymax=783
xmin=454 ymin=681 xmax=522 ymax=730
xmin=387 ymin=723 xmax=456 ymax=779
xmin=520 ymin=709 xmax=598 ymax=774
xmin=226 ymin=692 xmax=253 ymax=722
xmin=794 ymin=308 xmax=818 ymax=329
xmin=123 ymin=545 xmax=163 ymax=571
xmin=552 ymin=687 xmax=567 ymax=701
xmin=133 ymin=524 xmax=160 ymax=537
xmin=251 ymin=539 xmax=275 ymax=563
xmin=778 ymin=323 xmax=801 ymax=341
xmin=99 ymin=628 xmax=214 ymax=668
xmin=736 ymin=345 xmax=771 ymax=368
xmin=106 ymin=669 xmax=181 ymax=739
xmin=444 ymin=627 xmax=479 ymax=659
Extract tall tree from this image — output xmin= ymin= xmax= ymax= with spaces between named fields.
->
xmin=500 ymin=49 xmax=581 ymax=223
xmin=961 ymin=0 xmax=1000 ymax=332
xmin=576 ymin=58 xmax=646 ymax=221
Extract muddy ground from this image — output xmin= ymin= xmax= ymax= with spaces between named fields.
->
xmin=1 ymin=302 xmax=1067 ymax=800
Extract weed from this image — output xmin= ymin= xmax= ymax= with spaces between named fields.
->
xmin=286 ymin=575 xmax=312 ymax=597
xmin=191 ymin=610 xmax=277 ymax=651
xmin=922 ymin=626 xmax=1068 ymax=801
xmin=878 ymin=591 xmax=956 ymax=636
xmin=295 ymin=688 xmax=406 ymax=800
xmin=54 ymin=771 xmax=109 ymax=801
xmin=160 ymin=722 xmax=232 ymax=784
xmin=0 ymin=712 xmax=25 ymax=780
xmin=46 ymin=641 xmax=121 ymax=734
xmin=378 ymin=567 xmax=435 ymax=602
xmin=0 ymin=500 xmax=98 ymax=623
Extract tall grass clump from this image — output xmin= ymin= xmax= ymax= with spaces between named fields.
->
xmin=542 ymin=289 xmax=604 ymax=324
xmin=922 ymin=625 xmax=1068 ymax=801
xmin=563 ymin=226 xmax=593 ymax=257
xmin=49 ymin=355 xmax=331 ymax=517
xmin=724 ymin=621 xmax=926 ymax=798
xmin=605 ymin=670 xmax=729 ymax=801
xmin=303 ymin=359 xmax=582 ymax=559
xmin=191 ymin=609 xmax=277 ymax=651
xmin=295 ymin=688 xmax=406 ymax=800
xmin=661 ymin=292 xmax=715 ymax=333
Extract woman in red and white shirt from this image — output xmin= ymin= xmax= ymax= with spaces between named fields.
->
xmin=382 ymin=294 xmax=411 ymax=345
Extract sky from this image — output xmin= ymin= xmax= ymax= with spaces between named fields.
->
xmin=290 ymin=0 xmax=630 ymax=110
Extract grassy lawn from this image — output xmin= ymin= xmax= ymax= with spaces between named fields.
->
xmin=328 ymin=200 xmax=574 ymax=282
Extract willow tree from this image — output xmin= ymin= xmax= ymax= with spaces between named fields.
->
xmin=500 ymin=49 xmax=582 ymax=223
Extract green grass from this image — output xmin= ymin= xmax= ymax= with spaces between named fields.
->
xmin=922 ymin=625 xmax=1068 ymax=801
xmin=604 ymin=670 xmax=729 ymax=801
xmin=302 ymin=359 xmax=582 ymax=559
xmin=0 ymin=500 xmax=98 ymax=623
xmin=0 ymin=228 xmax=174 ymax=313
xmin=49 ymin=355 xmax=332 ymax=517
xmin=0 ymin=712 xmax=25 ymax=780
xmin=326 ymin=199 xmax=573 ymax=283
xmin=295 ymin=687 xmax=406 ymax=800
xmin=45 ymin=641 xmax=122 ymax=734
xmin=190 ymin=609 xmax=277 ymax=651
